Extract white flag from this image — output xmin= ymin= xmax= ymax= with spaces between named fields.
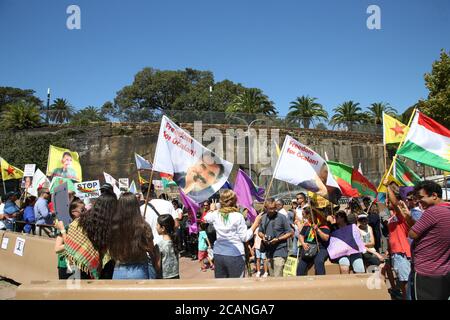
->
xmin=153 ymin=115 xmax=233 ymax=202
xmin=103 ymin=172 xmax=121 ymax=199
xmin=28 ymin=169 xmax=50 ymax=197
xmin=273 ymin=135 xmax=342 ymax=203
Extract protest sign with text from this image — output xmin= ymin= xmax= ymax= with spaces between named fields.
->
xmin=152 ymin=115 xmax=233 ymax=203
xmin=273 ymin=135 xmax=342 ymax=203
xmin=75 ymin=180 xmax=100 ymax=200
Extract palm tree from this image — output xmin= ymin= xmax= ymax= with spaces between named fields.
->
xmin=71 ymin=106 xmax=107 ymax=124
xmin=226 ymin=88 xmax=277 ymax=116
xmin=0 ymin=100 xmax=41 ymax=130
xmin=50 ymin=98 xmax=73 ymax=123
xmin=330 ymin=101 xmax=366 ymax=131
xmin=367 ymin=102 xmax=397 ymax=125
xmin=287 ymin=95 xmax=328 ymax=129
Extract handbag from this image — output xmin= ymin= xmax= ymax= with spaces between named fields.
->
xmin=301 ymin=242 xmax=318 ymax=259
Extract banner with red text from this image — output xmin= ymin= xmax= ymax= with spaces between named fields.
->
xmin=152 ymin=115 xmax=233 ymax=202
xmin=273 ymin=135 xmax=342 ymax=203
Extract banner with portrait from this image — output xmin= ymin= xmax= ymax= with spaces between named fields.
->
xmin=46 ymin=145 xmax=82 ymax=193
xmin=153 ymin=115 xmax=233 ymax=203
xmin=273 ymin=135 xmax=342 ymax=203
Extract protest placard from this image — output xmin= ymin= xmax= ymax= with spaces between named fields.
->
xmin=75 ymin=180 xmax=100 ymax=200
xmin=119 ymin=178 xmax=129 ymax=192
xmin=23 ymin=164 xmax=36 ymax=177
xmin=13 ymin=237 xmax=25 ymax=256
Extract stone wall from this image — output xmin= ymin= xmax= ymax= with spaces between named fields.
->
xmin=4 ymin=122 xmax=438 ymax=197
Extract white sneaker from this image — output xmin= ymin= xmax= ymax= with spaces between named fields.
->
xmin=262 ymin=272 xmax=268 ymax=278
xmin=255 ymin=271 xmax=261 ymax=278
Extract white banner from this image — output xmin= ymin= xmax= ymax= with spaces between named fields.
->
xmin=273 ymin=135 xmax=341 ymax=203
xmin=153 ymin=115 xmax=233 ymax=202
xmin=28 ymin=169 xmax=50 ymax=197
xmin=75 ymin=180 xmax=101 ymax=200
xmin=103 ymin=172 xmax=121 ymax=199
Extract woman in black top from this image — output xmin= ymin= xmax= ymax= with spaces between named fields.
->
xmin=296 ymin=207 xmax=331 ymax=276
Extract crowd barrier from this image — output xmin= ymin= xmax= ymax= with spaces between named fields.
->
xmin=2 ymin=231 xmax=388 ymax=300
xmin=0 ymin=230 xmax=58 ymax=284
xmin=16 ymin=274 xmax=389 ymax=300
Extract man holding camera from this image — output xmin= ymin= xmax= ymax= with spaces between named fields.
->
xmin=258 ymin=199 xmax=294 ymax=277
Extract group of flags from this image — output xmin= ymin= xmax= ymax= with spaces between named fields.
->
xmin=2 ymin=109 xmax=449 ymax=241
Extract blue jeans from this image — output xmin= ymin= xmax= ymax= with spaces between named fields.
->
xmin=297 ymin=247 xmax=329 ymax=276
xmin=4 ymin=220 xmax=14 ymax=231
xmin=214 ymin=254 xmax=246 ymax=278
xmin=113 ymin=262 xmax=157 ymax=280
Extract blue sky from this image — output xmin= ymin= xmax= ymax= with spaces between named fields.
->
xmin=0 ymin=0 xmax=449 ymax=116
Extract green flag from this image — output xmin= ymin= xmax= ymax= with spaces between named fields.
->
xmin=394 ymin=158 xmax=421 ymax=187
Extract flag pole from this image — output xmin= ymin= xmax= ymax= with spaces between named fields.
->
xmin=377 ymin=108 xmax=418 ymax=191
xmin=444 ymin=172 xmax=448 ymax=201
xmin=143 ymin=169 xmax=155 ymax=219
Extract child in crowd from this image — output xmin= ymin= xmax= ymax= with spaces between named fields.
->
xmin=22 ymin=196 xmax=36 ymax=234
xmin=156 ymin=214 xmax=180 ymax=279
xmin=198 ymin=222 xmax=214 ymax=272
xmin=253 ymin=226 xmax=268 ymax=277
xmin=54 ymin=199 xmax=85 ymax=279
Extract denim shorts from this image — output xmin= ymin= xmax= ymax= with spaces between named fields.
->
xmin=391 ymin=253 xmax=411 ymax=282
xmin=338 ymin=255 xmax=365 ymax=273
xmin=255 ymin=249 xmax=266 ymax=260
xmin=113 ymin=262 xmax=157 ymax=280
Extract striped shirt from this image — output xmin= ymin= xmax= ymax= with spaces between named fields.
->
xmin=411 ymin=202 xmax=450 ymax=276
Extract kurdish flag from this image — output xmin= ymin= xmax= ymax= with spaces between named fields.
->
xmin=397 ymin=112 xmax=450 ymax=172
xmin=0 ymin=157 xmax=24 ymax=181
xmin=394 ymin=158 xmax=421 ymax=187
xmin=383 ymin=112 xmax=409 ymax=145
xmin=160 ymin=172 xmax=177 ymax=188
xmin=328 ymin=161 xmax=377 ymax=198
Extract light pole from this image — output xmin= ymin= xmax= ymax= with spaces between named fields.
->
xmin=247 ymin=118 xmax=266 ymax=181
xmin=46 ymin=88 xmax=51 ymax=124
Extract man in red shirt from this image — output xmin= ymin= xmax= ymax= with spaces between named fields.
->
xmin=384 ymin=180 xmax=412 ymax=300
xmin=407 ymin=181 xmax=450 ymax=300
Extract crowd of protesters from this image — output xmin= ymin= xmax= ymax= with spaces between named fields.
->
xmin=0 ymin=178 xmax=448 ymax=300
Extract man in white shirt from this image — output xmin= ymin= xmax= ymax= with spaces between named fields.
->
xmin=140 ymin=184 xmax=179 ymax=244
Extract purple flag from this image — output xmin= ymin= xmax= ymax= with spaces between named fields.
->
xmin=233 ymin=168 xmax=265 ymax=222
xmin=399 ymin=186 xmax=415 ymax=201
xmin=179 ymin=189 xmax=200 ymax=234
xmin=327 ymin=224 xmax=366 ymax=260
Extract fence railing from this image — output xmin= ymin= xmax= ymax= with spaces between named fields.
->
xmin=39 ymin=109 xmax=383 ymax=134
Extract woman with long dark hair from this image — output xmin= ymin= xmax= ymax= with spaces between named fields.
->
xmin=63 ymin=193 xmax=117 ymax=279
xmin=109 ymin=192 xmax=157 ymax=279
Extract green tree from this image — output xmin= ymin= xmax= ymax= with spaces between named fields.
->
xmin=0 ymin=100 xmax=41 ymax=130
xmin=330 ymin=101 xmax=366 ymax=130
xmin=287 ymin=95 xmax=328 ymax=129
xmin=71 ymin=106 xmax=107 ymax=125
xmin=106 ymin=67 xmax=250 ymax=121
xmin=366 ymin=102 xmax=397 ymax=124
xmin=0 ymin=87 xmax=42 ymax=113
xmin=50 ymin=98 xmax=73 ymax=123
xmin=419 ymin=50 xmax=450 ymax=127
xmin=226 ymin=88 xmax=277 ymax=116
